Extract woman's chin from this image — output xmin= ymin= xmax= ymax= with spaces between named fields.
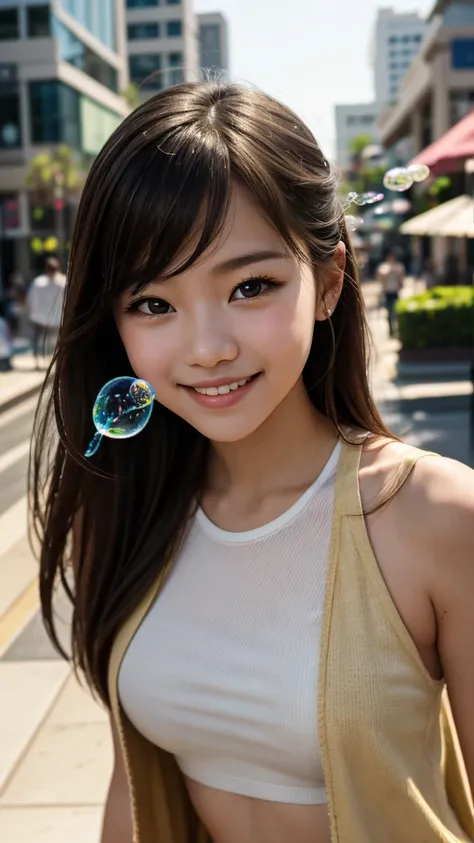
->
xmin=188 ymin=412 xmax=272 ymax=445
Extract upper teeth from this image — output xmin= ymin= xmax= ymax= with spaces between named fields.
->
xmin=194 ymin=377 xmax=251 ymax=395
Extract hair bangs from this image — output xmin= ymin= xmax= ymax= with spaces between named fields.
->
xmin=97 ymin=130 xmax=232 ymax=300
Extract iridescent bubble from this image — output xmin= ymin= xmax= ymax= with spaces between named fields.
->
xmin=85 ymin=376 xmax=155 ymax=457
xmin=350 ymin=191 xmax=384 ymax=206
xmin=383 ymin=167 xmax=413 ymax=192
xmin=342 ymin=191 xmax=358 ymax=210
xmin=362 ymin=191 xmax=384 ymax=205
xmin=406 ymin=163 xmax=430 ymax=183
xmin=345 ymin=215 xmax=363 ymax=232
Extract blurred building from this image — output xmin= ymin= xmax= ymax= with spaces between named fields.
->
xmin=335 ymin=103 xmax=381 ymax=169
xmin=379 ymin=0 xmax=474 ymax=275
xmin=335 ymin=7 xmax=427 ymax=169
xmin=198 ymin=12 xmax=229 ymax=78
xmin=0 ymin=0 xmax=129 ymax=287
xmin=372 ymin=7 xmax=429 ymax=106
xmin=126 ymin=0 xmax=198 ymax=95
xmin=380 ymin=1 xmax=474 ymax=151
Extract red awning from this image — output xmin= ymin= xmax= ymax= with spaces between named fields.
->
xmin=409 ymin=109 xmax=474 ymax=175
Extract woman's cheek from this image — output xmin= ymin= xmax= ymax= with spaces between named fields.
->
xmin=119 ymin=325 xmax=169 ymax=380
xmin=255 ymin=304 xmax=314 ymax=360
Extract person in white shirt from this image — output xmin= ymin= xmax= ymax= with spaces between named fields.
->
xmin=376 ymin=251 xmax=405 ymax=336
xmin=27 ymin=257 xmax=66 ymax=369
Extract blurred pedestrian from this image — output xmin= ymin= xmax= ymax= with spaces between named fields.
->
xmin=0 ymin=301 xmax=13 ymax=371
xmin=377 ymin=250 xmax=405 ymax=336
xmin=27 ymin=257 xmax=66 ymax=370
xmin=5 ymin=271 xmax=26 ymax=336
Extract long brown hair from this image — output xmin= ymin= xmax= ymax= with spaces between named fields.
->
xmin=32 ymin=81 xmax=390 ymax=706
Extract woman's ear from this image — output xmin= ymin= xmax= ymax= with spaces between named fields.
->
xmin=315 ymin=241 xmax=346 ymax=322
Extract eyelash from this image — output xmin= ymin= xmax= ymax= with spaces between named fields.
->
xmin=125 ymin=275 xmax=282 ymax=319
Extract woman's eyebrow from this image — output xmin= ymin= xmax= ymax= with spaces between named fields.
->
xmin=130 ymin=250 xmax=290 ymax=293
xmin=210 ymin=250 xmax=290 ymax=275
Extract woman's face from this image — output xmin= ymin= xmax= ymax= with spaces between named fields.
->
xmin=115 ymin=185 xmax=334 ymax=443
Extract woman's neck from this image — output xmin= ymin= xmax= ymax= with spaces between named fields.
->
xmin=206 ymin=380 xmax=338 ymax=499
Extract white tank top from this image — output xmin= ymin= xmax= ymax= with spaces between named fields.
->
xmin=119 ymin=441 xmax=341 ymax=805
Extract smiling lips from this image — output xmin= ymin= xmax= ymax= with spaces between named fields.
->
xmin=192 ymin=376 xmax=253 ymax=396
xmin=182 ymin=373 xmax=260 ymax=408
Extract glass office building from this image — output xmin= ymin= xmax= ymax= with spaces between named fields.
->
xmin=61 ymin=0 xmax=116 ymax=52
xmin=126 ymin=0 xmax=197 ymax=96
xmin=0 ymin=0 xmax=128 ymax=284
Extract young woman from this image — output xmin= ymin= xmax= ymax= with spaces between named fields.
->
xmin=33 ymin=82 xmax=474 ymax=843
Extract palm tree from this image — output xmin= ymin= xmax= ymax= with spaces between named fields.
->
xmin=25 ymin=145 xmax=86 ymax=262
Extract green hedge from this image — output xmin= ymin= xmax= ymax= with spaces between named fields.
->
xmin=396 ymin=286 xmax=474 ymax=350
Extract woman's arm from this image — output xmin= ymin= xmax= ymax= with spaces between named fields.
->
xmin=414 ymin=457 xmax=474 ymax=800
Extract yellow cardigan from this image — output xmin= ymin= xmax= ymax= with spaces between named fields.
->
xmin=107 ymin=438 xmax=474 ymax=842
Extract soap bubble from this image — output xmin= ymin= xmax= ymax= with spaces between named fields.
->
xmin=342 ymin=191 xmax=358 ymax=210
xmin=85 ymin=376 xmax=155 ymax=458
xmin=347 ymin=191 xmax=384 ymax=207
xmin=345 ymin=215 xmax=363 ymax=232
xmin=383 ymin=167 xmax=413 ymax=192
xmin=406 ymin=163 xmax=430 ymax=183
xmin=345 ymin=215 xmax=357 ymax=231
xmin=362 ymin=191 xmax=385 ymax=205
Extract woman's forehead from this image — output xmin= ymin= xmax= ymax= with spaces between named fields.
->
xmin=161 ymin=185 xmax=292 ymax=278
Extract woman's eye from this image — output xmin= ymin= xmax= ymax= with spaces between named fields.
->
xmin=135 ymin=298 xmax=173 ymax=316
xmin=231 ymin=279 xmax=270 ymax=300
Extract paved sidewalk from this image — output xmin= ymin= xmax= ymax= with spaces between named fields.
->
xmin=0 ymin=666 xmax=111 ymax=842
xmin=0 ymin=350 xmax=110 ymax=841
xmin=0 ymin=354 xmax=47 ymax=414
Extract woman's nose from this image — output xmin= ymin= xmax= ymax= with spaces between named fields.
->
xmin=184 ymin=310 xmax=239 ymax=368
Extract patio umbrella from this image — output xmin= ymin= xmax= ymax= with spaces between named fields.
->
xmin=408 ymin=109 xmax=474 ymax=176
xmin=399 ymin=195 xmax=474 ymax=238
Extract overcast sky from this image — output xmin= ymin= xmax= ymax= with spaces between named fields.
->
xmin=195 ymin=0 xmax=434 ymax=159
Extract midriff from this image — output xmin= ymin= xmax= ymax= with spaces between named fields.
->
xmin=184 ymin=776 xmax=331 ymax=843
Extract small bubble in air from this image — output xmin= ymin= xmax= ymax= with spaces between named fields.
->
xmin=406 ymin=163 xmax=430 ymax=183
xmin=349 ymin=191 xmax=384 ymax=207
xmin=342 ymin=192 xmax=358 ymax=210
xmin=383 ymin=167 xmax=413 ymax=192
xmin=345 ymin=215 xmax=361 ymax=232
xmin=362 ymin=191 xmax=384 ymax=205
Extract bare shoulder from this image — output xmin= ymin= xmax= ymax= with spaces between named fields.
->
xmin=355 ymin=437 xmax=474 ymax=688
xmin=360 ymin=436 xmax=474 ymax=579
xmin=362 ymin=443 xmax=474 ymax=788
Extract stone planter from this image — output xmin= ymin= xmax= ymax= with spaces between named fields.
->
xmin=398 ymin=347 xmax=474 ymax=364
xmin=397 ymin=347 xmax=474 ymax=384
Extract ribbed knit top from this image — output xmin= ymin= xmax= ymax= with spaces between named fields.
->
xmin=118 ymin=441 xmax=341 ymax=805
